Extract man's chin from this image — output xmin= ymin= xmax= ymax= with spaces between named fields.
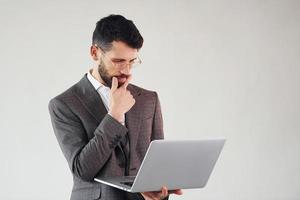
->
xmin=117 ymin=81 xmax=125 ymax=88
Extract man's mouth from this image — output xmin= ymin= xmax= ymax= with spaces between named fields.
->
xmin=116 ymin=74 xmax=129 ymax=83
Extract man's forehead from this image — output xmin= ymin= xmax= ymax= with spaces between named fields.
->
xmin=106 ymin=41 xmax=138 ymax=58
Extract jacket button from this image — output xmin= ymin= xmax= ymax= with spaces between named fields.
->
xmin=118 ymin=162 xmax=125 ymax=168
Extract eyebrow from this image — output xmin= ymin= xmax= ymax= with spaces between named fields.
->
xmin=111 ymin=57 xmax=137 ymax=62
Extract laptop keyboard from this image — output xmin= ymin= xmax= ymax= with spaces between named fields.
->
xmin=121 ymin=181 xmax=133 ymax=187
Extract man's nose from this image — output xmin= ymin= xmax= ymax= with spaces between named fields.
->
xmin=120 ymin=64 xmax=131 ymax=74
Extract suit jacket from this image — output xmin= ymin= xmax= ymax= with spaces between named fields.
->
xmin=48 ymin=74 xmax=164 ymax=200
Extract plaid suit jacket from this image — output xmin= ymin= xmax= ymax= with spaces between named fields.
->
xmin=48 ymin=74 xmax=164 ymax=200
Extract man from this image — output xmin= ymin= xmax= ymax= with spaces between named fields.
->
xmin=48 ymin=14 xmax=182 ymax=200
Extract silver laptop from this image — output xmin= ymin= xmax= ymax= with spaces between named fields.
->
xmin=94 ymin=139 xmax=225 ymax=192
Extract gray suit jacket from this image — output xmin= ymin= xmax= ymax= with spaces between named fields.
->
xmin=48 ymin=74 xmax=164 ymax=200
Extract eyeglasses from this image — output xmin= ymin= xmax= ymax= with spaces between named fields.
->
xmin=94 ymin=45 xmax=142 ymax=69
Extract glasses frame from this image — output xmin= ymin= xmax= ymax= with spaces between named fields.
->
xmin=94 ymin=45 xmax=142 ymax=69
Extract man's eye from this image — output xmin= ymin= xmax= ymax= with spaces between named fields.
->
xmin=113 ymin=60 xmax=125 ymax=63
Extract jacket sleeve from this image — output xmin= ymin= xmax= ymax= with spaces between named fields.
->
xmin=151 ymin=92 xmax=164 ymax=141
xmin=48 ymin=98 xmax=128 ymax=181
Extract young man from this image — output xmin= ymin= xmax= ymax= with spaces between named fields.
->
xmin=48 ymin=15 xmax=182 ymax=200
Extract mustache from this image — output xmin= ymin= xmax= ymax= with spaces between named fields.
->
xmin=115 ymin=74 xmax=130 ymax=79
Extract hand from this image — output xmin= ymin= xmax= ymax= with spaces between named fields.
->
xmin=109 ymin=76 xmax=135 ymax=123
xmin=141 ymin=186 xmax=183 ymax=200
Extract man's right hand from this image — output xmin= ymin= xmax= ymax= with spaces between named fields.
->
xmin=141 ymin=186 xmax=183 ymax=200
xmin=109 ymin=76 xmax=135 ymax=123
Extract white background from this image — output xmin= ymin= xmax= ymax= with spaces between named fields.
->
xmin=0 ymin=0 xmax=299 ymax=199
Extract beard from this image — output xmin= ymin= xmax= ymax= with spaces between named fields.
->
xmin=97 ymin=58 xmax=129 ymax=88
xmin=98 ymin=59 xmax=113 ymax=88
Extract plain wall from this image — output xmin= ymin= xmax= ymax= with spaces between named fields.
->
xmin=0 ymin=0 xmax=299 ymax=199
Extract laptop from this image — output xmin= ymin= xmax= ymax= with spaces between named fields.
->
xmin=94 ymin=139 xmax=225 ymax=192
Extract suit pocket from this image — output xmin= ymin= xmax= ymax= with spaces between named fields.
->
xmin=141 ymin=115 xmax=153 ymax=121
xmin=140 ymin=117 xmax=153 ymax=127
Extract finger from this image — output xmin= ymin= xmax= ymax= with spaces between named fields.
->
xmin=141 ymin=192 xmax=156 ymax=199
xmin=121 ymin=75 xmax=132 ymax=89
xmin=131 ymin=98 xmax=136 ymax=107
xmin=169 ymin=189 xmax=183 ymax=195
xmin=111 ymin=77 xmax=118 ymax=91
xmin=161 ymin=186 xmax=168 ymax=198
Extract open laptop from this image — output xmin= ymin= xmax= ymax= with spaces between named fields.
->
xmin=94 ymin=139 xmax=225 ymax=192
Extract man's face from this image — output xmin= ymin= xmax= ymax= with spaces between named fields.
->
xmin=95 ymin=41 xmax=138 ymax=88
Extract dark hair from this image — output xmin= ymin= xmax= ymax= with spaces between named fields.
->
xmin=92 ymin=14 xmax=144 ymax=52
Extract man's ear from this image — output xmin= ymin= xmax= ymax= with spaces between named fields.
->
xmin=90 ymin=45 xmax=99 ymax=61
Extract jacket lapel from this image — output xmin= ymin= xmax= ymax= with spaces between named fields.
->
xmin=73 ymin=74 xmax=107 ymax=123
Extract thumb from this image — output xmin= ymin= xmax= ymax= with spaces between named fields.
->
xmin=169 ymin=189 xmax=183 ymax=195
xmin=161 ymin=186 xmax=168 ymax=196
xmin=111 ymin=77 xmax=118 ymax=91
